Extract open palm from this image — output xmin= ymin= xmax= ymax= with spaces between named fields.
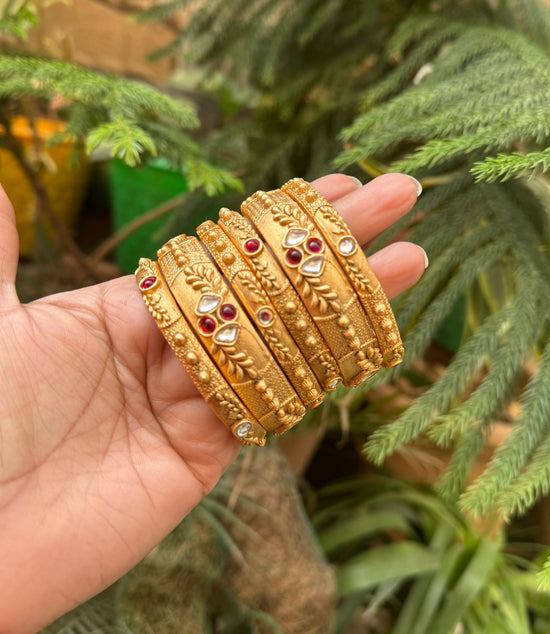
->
xmin=0 ymin=173 xmax=426 ymax=633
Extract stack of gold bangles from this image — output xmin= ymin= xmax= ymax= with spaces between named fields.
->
xmin=135 ymin=178 xmax=403 ymax=447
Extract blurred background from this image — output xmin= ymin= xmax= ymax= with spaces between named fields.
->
xmin=2 ymin=1 xmax=550 ymax=632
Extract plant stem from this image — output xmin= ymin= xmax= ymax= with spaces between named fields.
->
xmin=89 ymin=191 xmax=188 ymax=265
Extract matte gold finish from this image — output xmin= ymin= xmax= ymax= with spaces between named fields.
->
xmin=216 ymin=208 xmax=342 ymax=392
xmin=241 ymin=189 xmax=382 ymax=387
xmin=282 ymin=178 xmax=404 ymax=368
xmin=157 ymin=235 xmax=306 ymax=433
xmin=135 ymin=179 xmax=404 ymax=445
xmin=135 ymin=257 xmax=266 ymax=446
xmin=197 ymin=219 xmax=324 ymax=412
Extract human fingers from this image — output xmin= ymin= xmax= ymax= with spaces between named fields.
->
xmin=0 ymin=184 xmax=20 ymax=308
xmin=312 ymin=172 xmax=421 ymax=244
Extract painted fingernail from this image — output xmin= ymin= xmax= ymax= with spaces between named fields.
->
xmin=345 ymin=175 xmax=363 ymax=189
xmin=420 ymin=246 xmax=429 ymax=269
xmin=405 ymin=175 xmax=423 ymax=197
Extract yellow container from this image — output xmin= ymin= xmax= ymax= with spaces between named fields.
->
xmin=0 ymin=116 xmax=91 ymax=256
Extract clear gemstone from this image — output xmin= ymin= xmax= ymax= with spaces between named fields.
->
xmin=215 ymin=323 xmax=239 ymax=344
xmin=299 ymin=255 xmax=325 ymax=276
xmin=327 ymin=378 xmax=341 ymax=390
xmin=197 ymin=294 xmax=221 ymax=314
xmin=338 ymin=236 xmax=357 ymax=256
xmin=235 ymin=421 xmax=252 ymax=437
xmin=283 ymin=227 xmax=308 ymax=247
xmin=359 ymin=371 xmax=376 ymax=384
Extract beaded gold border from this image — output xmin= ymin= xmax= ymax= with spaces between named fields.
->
xmin=197 ymin=219 xmax=324 ymax=413
xmin=282 ymin=178 xmax=403 ymax=367
xmin=135 ymin=257 xmax=266 ymax=446
xmin=217 ymin=208 xmax=343 ymax=392
xmin=156 ymin=235 xmax=306 ymax=432
xmin=241 ymin=189 xmax=383 ymax=387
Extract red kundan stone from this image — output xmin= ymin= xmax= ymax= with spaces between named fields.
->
xmin=306 ymin=237 xmax=323 ymax=253
xmin=285 ymin=248 xmax=302 ymax=265
xmin=139 ymin=275 xmax=157 ymax=290
xmin=244 ymin=238 xmax=261 ymax=254
xmin=199 ymin=316 xmax=217 ymax=334
xmin=220 ymin=304 xmax=237 ymax=321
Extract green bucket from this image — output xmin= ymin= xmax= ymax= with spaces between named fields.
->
xmin=109 ymin=158 xmax=188 ymax=274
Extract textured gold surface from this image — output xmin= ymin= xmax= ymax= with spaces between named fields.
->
xmin=282 ymin=178 xmax=404 ymax=368
xmin=136 ymin=179 xmax=405 ymax=444
xmin=241 ymin=190 xmax=382 ymax=387
xmin=135 ymin=258 xmax=266 ymax=446
xmin=197 ymin=219 xmax=324 ymax=411
xmin=157 ymin=235 xmax=306 ymax=433
xmin=217 ymin=208 xmax=342 ymax=392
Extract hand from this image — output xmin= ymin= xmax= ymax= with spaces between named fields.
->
xmin=0 ymin=173 xmax=427 ymax=633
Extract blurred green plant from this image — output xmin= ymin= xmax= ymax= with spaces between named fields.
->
xmin=0 ymin=0 xmax=241 ymax=196
xmin=315 ymin=475 xmax=550 ymax=633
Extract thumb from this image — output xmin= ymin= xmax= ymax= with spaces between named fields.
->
xmin=0 ymin=183 xmax=20 ymax=306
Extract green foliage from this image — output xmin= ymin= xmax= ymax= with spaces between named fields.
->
xmin=140 ymin=0 xmax=550 ymax=579
xmin=0 ymin=0 xmax=38 ymax=40
xmin=332 ymin=11 xmax=550 ymax=527
xmin=0 ymin=29 xmax=241 ymax=194
xmin=314 ymin=475 xmax=550 ymax=633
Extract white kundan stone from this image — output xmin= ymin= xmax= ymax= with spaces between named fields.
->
xmin=300 ymin=255 xmax=325 ymax=276
xmin=215 ymin=323 xmax=239 ymax=344
xmin=338 ymin=236 xmax=357 ymax=256
xmin=235 ymin=422 xmax=252 ymax=437
xmin=197 ymin=294 xmax=221 ymax=314
xmin=283 ymin=227 xmax=308 ymax=247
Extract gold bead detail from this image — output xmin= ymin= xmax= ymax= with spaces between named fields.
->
xmin=375 ymin=303 xmax=385 ymax=315
xmin=296 ymin=320 xmax=307 ymax=331
xmin=382 ymin=318 xmax=393 ymax=330
xmin=349 ymin=339 xmax=361 ymax=350
xmin=285 ymin=301 xmax=297 ymax=314
xmin=387 ymin=332 xmax=398 ymax=344
xmin=294 ymin=367 xmax=306 ymax=379
xmin=255 ymin=380 xmax=267 ymax=393
xmin=214 ymin=239 xmax=225 ymax=251
xmin=305 ymin=335 xmax=317 ymax=346
xmin=222 ymin=252 xmax=235 ymax=265
xmin=356 ymin=351 xmax=366 ymax=361
xmin=198 ymin=371 xmax=210 ymax=384
xmin=186 ymin=352 xmax=198 ymax=365
xmin=338 ymin=315 xmax=350 ymax=328
xmin=344 ymin=327 xmax=356 ymax=339
xmin=173 ymin=333 xmax=186 ymax=346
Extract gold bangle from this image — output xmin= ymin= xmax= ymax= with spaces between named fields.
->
xmin=135 ymin=257 xmax=266 ymax=446
xmin=196 ymin=219 xmax=324 ymax=412
xmin=282 ymin=178 xmax=404 ymax=368
xmin=241 ymin=189 xmax=383 ymax=387
xmin=217 ymin=208 xmax=342 ymax=392
xmin=156 ymin=235 xmax=306 ymax=433
xmin=136 ymin=178 xmax=405 ymax=445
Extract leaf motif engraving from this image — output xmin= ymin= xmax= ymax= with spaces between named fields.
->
xmin=143 ymin=293 xmax=170 ymax=323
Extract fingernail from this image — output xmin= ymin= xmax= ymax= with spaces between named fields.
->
xmin=345 ymin=175 xmax=363 ymax=189
xmin=420 ymin=246 xmax=429 ymax=269
xmin=405 ymin=175 xmax=423 ymax=197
